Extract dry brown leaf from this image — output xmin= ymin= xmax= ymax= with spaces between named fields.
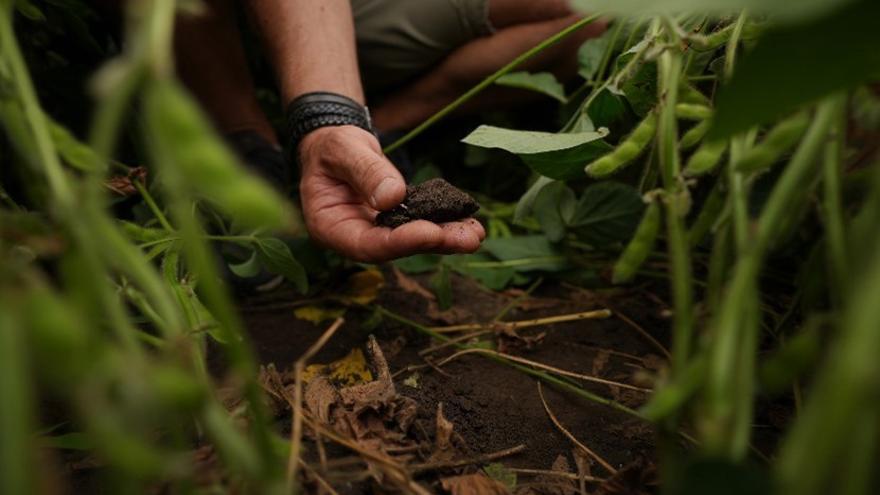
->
xmin=592 ymin=349 xmax=611 ymax=376
xmin=442 ymin=473 xmax=511 ymax=495
xmin=304 ymin=375 xmax=339 ymax=424
xmin=430 ymin=402 xmax=456 ymax=462
xmin=392 ymin=266 xmax=436 ymax=301
xmin=104 ymin=166 xmax=147 ymax=197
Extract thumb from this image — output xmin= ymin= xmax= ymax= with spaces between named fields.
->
xmin=335 ymin=141 xmax=406 ymax=211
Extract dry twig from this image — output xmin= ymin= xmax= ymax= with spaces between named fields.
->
xmin=436 ymin=348 xmax=652 ymax=393
xmin=537 ymin=383 xmax=618 ymax=475
xmin=287 ymin=317 xmax=346 ymax=491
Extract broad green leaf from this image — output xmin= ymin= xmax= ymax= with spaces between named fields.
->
xmin=462 ymin=125 xmax=611 ymax=180
xmin=481 ymin=236 xmax=568 ymax=272
xmin=484 ymin=463 xmax=517 ymax=491
xmin=15 ymin=0 xmax=45 ymax=21
xmin=620 ymin=62 xmax=658 ymax=117
xmin=445 ymin=253 xmax=516 ymax=290
xmin=570 ymin=182 xmax=644 ymax=245
xmin=227 ymin=251 xmax=262 ymax=278
xmin=533 ymin=181 xmax=576 ymax=242
xmin=497 ymin=71 xmax=566 ymax=102
xmin=254 ymin=238 xmax=308 ymax=293
xmin=710 ymin=0 xmax=880 ymax=139
xmin=513 ymin=175 xmax=554 ymax=223
xmin=570 ymin=0 xmax=856 ymax=23
xmin=394 ymin=254 xmax=441 ymax=274
xmin=48 ymin=117 xmax=101 ymax=172
xmin=578 ymin=31 xmax=612 ymax=80
xmin=587 ymin=87 xmax=628 ymax=127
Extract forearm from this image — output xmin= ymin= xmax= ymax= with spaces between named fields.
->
xmin=247 ymin=0 xmax=365 ymax=104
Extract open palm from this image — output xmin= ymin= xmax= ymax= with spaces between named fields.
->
xmin=298 ymin=126 xmax=485 ymax=262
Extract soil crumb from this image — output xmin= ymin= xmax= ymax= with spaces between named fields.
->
xmin=376 ymin=178 xmax=480 ymax=228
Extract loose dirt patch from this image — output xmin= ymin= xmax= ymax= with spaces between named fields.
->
xmin=376 ymin=178 xmax=480 ymax=228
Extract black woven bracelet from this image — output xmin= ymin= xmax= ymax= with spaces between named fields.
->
xmin=285 ymin=92 xmax=374 ymax=152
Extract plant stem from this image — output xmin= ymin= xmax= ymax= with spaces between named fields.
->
xmin=657 ymin=30 xmax=694 ymax=371
xmin=134 ymin=181 xmax=174 ymax=232
xmin=383 ymin=13 xmax=603 ymax=154
xmin=821 ymin=101 xmax=848 ymax=302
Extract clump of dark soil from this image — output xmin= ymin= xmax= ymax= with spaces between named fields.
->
xmin=376 ymin=178 xmax=480 ymax=228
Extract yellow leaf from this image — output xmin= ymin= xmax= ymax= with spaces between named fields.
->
xmin=301 ymin=364 xmax=327 ymax=383
xmin=293 ymin=306 xmax=346 ymax=324
xmin=338 ymin=268 xmax=384 ymax=305
xmin=328 ymin=348 xmax=372 ymax=386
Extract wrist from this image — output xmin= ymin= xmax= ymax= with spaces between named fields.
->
xmin=285 ymin=91 xmax=374 ymax=155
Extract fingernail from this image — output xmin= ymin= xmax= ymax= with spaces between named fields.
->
xmin=371 ymin=177 xmax=396 ymax=209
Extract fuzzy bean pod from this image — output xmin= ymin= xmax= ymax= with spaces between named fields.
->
xmin=678 ymin=83 xmax=711 ymax=106
xmin=143 ymin=81 xmax=290 ymax=231
xmin=585 ymin=112 xmax=657 ymax=178
xmin=675 ymin=103 xmax=713 ymax=121
xmin=735 ymin=112 xmax=810 ymax=173
xmin=680 ymin=119 xmax=712 ymax=150
xmin=612 ymin=200 xmax=661 ymax=284
xmin=684 ymin=139 xmax=728 ymax=176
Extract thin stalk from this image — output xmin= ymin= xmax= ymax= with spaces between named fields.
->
xmin=0 ymin=9 xmax=73 ymax=207
xmin=657 ymin=31 xmax=693 ymax=370
xmin=702 ymin=96 xmax=843 ymax=459
xmin=134 ymin=180 xmax=174 ymax=232
xmin=821 ymin=102 xmax=848 ymax=301
xmin=724 ymin=12 xmax=752 ymax=253
xmin=383 ymin=13 xmax=603 ymax=154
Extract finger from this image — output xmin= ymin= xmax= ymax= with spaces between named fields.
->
xmin=438 ymin=221 xmax=483 ymax=253
xmin=330 ymin=219 xmax=446 ymax=263
xmin=327 ymin=131 xmax=406 ymax=211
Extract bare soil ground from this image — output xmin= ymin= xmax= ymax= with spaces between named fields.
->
xmin=227 ymin=268 xmax=680 ymax=493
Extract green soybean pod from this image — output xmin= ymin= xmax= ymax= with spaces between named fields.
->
xmin=678 ymin=83 xmax=711 ymax=106
xmin=585 ymin=112 xmax=657 ymax=178
xmin=679 ymin=119 xmax=712 ymax=150
xmin=684 ymin=139 xmax=728 ymax=176
xmin=143 ymin=81 xmax=290 ymax=231
xmin=612 ymin=200 xmax=661 ymax=284
xmin=735 ymin=112 xmax=810 ymax=173
xmin=687 ymin=182 xmax=725 ymax=247
xmin=674 ymin=103 xmax=713 ymax=121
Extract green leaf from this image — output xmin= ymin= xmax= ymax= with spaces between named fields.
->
xmin=484 ymin=463 xmax=517 ymax=491
xmin=43 ymin=432 xmax=92 ymax=451
xmin=621 ymin=61 xmax=658 ymax=117
xmin=48 ymin=117 xmax=101 ymax=172
xmin=578 ymin=32 xmax=612 ymax=80
xmin=533 ymin=181 xmax=576 ymax=242
xmin=570 ymin=182 xmax=645 ymax=246
xmin=462 ymin=125 xmax=611 ymax=180
xmin=430 ymin=264 xmax=452 ymax=310
xmin=710 ymin=0 xmax=880 ymax=139
xmin=587 ymin=87 xmax=629 ymax=127
xmin=481 ymin=236 xmax=568 ymax=271
xmin=570 ymin=0 xmax=855 ymax=23
xmin=15 ymin=0 xmax=45 ymax=22
xmin=514 ymin=175 xmax=554 ymax=223
xmin=254 ymin=238 xmax=308 ymax=293
xmin=394 ymin=254 xmax=441 ymax=274
xmin=446 ymin=254 xmax=516 ymax=290
xmin=227 ymin=251 xmax=262 ymax=278
xmin=497 ymin=71 xmax=566 ymax=102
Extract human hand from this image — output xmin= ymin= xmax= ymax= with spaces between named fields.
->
xmin=298 ymin=126 xmax=485 ymax=262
